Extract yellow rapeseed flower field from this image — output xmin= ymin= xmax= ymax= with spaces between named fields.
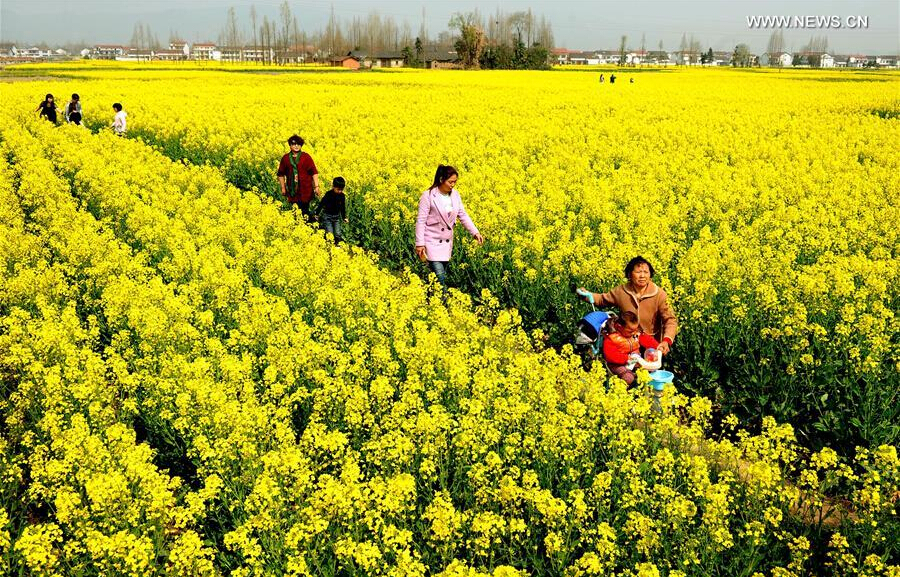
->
xmin=1 ymin=63 xmax=898 ymax=575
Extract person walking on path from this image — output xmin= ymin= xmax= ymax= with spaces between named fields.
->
xmin=277 ymin=134 xmax=320 ymax=220
xmin=414 ymin=164 xmax=484 ymax=287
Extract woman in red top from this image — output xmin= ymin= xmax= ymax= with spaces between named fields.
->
xmin=277 ymin=135 xmax=320 ymax=220
xmin=603 ymin=310 xmax=659 ymax=385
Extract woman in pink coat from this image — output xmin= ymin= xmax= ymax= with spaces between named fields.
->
xmin=415 ymin=165 xmax=484 ymax=286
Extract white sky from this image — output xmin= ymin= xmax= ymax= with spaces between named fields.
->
xmin=2 ymin=0 xmax=898 ymax=54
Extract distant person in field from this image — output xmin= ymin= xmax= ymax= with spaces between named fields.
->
xmin=603 ymin=310 xmax=660 ymax=385
xmin=415 ymin=164 xmax=484 ymax=287
xmin=36 ymin=93 xmax=57 ymax=124
xmin=66 ymin=93 xmax=83 ymax=125
xmin=630 ymin=78 xmax=634 ymax=83
xmin=599 ymin=74 xmax=605 ymax=83
xmin=317 ymin=176 xmax=348 ymax=244
xmin=576 ymin=256 xmax=678 ymax=355
xmin=111 ymin=103 xmax=127 ymax=135
xmin=277 ymin=134 xmax=320 ymax=220
xmin=610 ymin=74 xmax=617 ymax=84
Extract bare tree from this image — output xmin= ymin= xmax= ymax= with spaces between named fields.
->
xmin=279 ymin=1 xmax=292 ymax=64
xmin=732 ymin=43 xmax=751 ymax=67
xmin=419 ymin=6 xmax=428 ymax=47
xmin=525 ymin=8 xmax=534 ymax=46
xmin=130 ymin=22 xmax=145 ymax=57
xmin=292 ymin=16 xmax=301 ymax=63
xmin=766 ymin=30 xmax=784 ymax=57
xmin=688 ymin=35 xmax=702 ymax=64
xmin=250 ymin=5 xmax=258 ymax=53
xmin=640 ymin=32 xmax=646 ymax=65
xmin=509 ymin=11 xmax=526 ymax=44
xmin=618 ymin=35 xmax=627 ymax=65
xmin=802 ymin=35 xmax=829 ymax=66
xmin=228 ymin=7 xmax=242 ymax=50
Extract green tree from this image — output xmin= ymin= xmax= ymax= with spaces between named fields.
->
xmin=401 ymin=45 xmax=414 ymax=67
xmin=414 ymin=37 xmax=423 ymax=68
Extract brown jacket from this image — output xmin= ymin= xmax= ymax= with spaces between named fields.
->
xmin=596 ymin=281 xmax=678 ymax=344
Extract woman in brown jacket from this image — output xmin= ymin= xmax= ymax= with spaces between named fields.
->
xmin=576 ymin=256 xmax=678 ymax=355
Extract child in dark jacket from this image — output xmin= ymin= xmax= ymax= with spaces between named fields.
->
xmin=603 ymin=310 xmax=659 ymax=385
xmin=317 ymin=176 xmax=347 ymax=244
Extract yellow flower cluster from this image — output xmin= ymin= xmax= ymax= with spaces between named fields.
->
xmin=1 ymin=67 xmax=898 ymax=575
xmin=7 ymin=63 xmax=897 ymax=449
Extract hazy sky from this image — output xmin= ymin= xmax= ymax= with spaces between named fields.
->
xmin=2 ymin=0 xmax=898 ymax=54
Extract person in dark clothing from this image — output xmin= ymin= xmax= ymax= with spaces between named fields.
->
xmin=317 ymin=176 xmax=347 ymax=244
xmin=277 ymin=134 xmax=320 ymax=220
xmin=610 ymin=74 xmax=617 ymax=84
xmin=36 ymin=94 xmax=58 ymax=124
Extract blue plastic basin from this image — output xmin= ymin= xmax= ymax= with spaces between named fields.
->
xmin=648 ymin=370 xmax=674 ymax=391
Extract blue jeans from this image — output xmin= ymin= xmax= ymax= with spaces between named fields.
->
xmin=321 ymin=214 xmax=343 ymax=244
xmin=427 ymin=260 xmax=449 ymax=286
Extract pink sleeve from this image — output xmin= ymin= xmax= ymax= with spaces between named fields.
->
xmin=415 ymin=191 xmax=430 ymax=247
xmin=456 ymin=197 xmax=480 ymax=237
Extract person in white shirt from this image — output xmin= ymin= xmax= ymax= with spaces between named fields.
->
xmin=111 ymin=102 xmax=127 ymax=135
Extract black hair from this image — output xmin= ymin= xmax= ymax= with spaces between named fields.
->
xmin=618 ymin=310 xmax=639 ymax=326
xmin=624 ymin=256 xmax=655 ymax=279
xmin=71 ymin=93 xmax=79 ymax=100
xmin=287 ymin=135 xmax=304 ymax=146
xmin=431 ymin=164 xmax=459 ymax=189
xmin=112 ymin=103 xmax=122 ymax=111
xmin=45 ymin=93 xmax=54 ymax=100
xmin=332 ymin=176 xmax=346 ymax=189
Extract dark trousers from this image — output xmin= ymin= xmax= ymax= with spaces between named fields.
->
xmin=427 ymin=260 xmax=449 ymax=285
xmin=321 ymin=214 xmax=343 ymax=244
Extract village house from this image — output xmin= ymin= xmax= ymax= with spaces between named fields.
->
xmin=168 ymin=40 xmax=189 ymax=56
xmin=845 ymin=55 xmax=868 ymax=68
xmin=92 ymin=45 xmax=126 ymax=59
xmin=154 ymin=49 xmax=186 ymax=61
xmin=759 ymin=52 xmax=792 ymax=67
xmin=117 ymin=48 xmax=153 ymax=62
xmin=330 ymin=55 xmax=361 ymax=69
xmin=372 ymin=52 xmax=405 ymax=68
xmin=217 ymin=46 xmax=242 ymax=63
xmin=551 ymin=48 xmax=577 ymax=65
xmin=241 ymin=46 xmax=274 ymax=63
xmin=421 ymin=49 xmax=458 ymax=69
xmin=192 ymin=43 xmax=216 ymax=60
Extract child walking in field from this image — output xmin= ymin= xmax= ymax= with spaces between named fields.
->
xmin=111 ymin=103 xmax=127 ymax=135
xmin=603 ymin=310 xmax=659 ymax=385
xmin=317 ymin=176 xmax=348 ymax=244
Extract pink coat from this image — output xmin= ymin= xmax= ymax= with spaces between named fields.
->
xmin=415 ymin=187 xmax=480 ymax=262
